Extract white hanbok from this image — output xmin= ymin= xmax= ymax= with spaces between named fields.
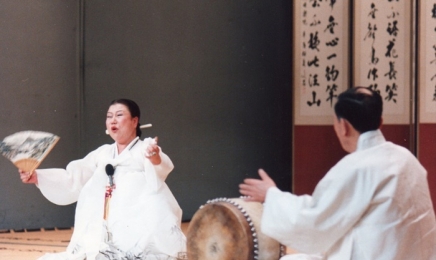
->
xmin=262 ymin=130 xmax=436 ymax=260
xmin=35 ymin=137 xmax=186 ymax=260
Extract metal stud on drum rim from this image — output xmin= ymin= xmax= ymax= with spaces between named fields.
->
xmin=187 ymin=197 xmax=285 ymax=260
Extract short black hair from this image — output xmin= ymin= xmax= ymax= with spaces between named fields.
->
xmin=334 ymin=87 xmax=383 ymax=133
xmin=110 ymin=98 xmax=142 ymax=137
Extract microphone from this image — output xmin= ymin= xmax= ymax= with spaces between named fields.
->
xmin=105 ymin=164 xmax=115 ymax=187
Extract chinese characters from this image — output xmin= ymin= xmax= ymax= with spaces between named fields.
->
xmin=359 ymin=1 xmax=410 ymax=117
xmin=300 ymin=0 xmax=346 ymax=116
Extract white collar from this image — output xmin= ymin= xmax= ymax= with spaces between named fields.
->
xmin=356 ymin=129 xmax=386 ymax=152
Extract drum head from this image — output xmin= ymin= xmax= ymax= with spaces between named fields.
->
xmin=187 ymin=201 xmax=254 ymax=260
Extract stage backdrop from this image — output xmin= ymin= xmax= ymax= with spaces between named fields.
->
xmin=418 ymin=0 xmax=436 ymax=208
xmin=292 ymin=0 xmax=420 ymax=198
xmin=292 ymin=0 xmax=350 ymax=195
xmin=0 ymin=0 xmax=292 ymax=228
xmin=81 ymin=0 xmax=293 ymax=221
xmin=0 ymin=0 xmax=80 ymax=230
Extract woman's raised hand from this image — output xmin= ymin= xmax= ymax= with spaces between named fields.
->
xmin=145 ymin=137 xmax=161 ymax=165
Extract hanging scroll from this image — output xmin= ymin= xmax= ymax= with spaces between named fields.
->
xmin=419 ymin=0 xmax=436 ymax=123
xmin=294 ymin=0 xmax=349 ymax=125
xmin=354 ymin=1 xmax=412 ymax=124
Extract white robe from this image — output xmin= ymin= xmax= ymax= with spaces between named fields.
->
xmin=262 ymin=130 xmax=436 ymax=260
xmin=35 ymin=137 xmax=186 ymax=260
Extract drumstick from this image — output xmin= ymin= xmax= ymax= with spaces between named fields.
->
xmin=140 ymin=124 xmax=152 ymax=129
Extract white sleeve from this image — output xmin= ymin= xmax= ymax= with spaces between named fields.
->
xmin=261 ymin=187 xmax=316 ymax=251
xmin=261 ymin=163 xmax=372 ymax=254
xmin=153 ymin=150 xmax=174 ymax=181
xmin=36 ymin=148 xmax=100 ymax=205
xmin=136 ymin=138 xmax=174 ymax=194
xmin=142 ymin=137 xmax=174 ymax=182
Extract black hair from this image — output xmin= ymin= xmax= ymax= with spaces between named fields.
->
xmin=334 ymin=87 xmax=383 ymax=133
xmin=110 ymin=98 xmax=142 ymax=137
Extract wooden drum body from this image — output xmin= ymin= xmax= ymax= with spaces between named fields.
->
xmin=187 ymin=197 xmax=284 ymax=260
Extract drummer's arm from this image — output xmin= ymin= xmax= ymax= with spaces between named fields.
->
xmin=239 ymin=169 xmax=276 ymax=203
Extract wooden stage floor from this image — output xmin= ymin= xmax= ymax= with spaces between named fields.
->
xmin=0 ymin=228 xmax=72 ymax=260
xmin=0 ymin=223 xmax=190 ymax=260
xmin=1 ymin=222 xmax=295 ymax=259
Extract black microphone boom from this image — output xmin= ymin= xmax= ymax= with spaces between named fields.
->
xmin=105 ymin=164 xmax=115 ymax=187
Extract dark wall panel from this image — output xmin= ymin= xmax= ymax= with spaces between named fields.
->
xmin=381 ymin=125 xmax=412 ymax=150
xmin=83 ymin=0 xmax=292 ymax=220
xmin=293 ymin=126 xmax=346 ymax=195
xmin=0 ymin=1 xmax=80 ymax=229
xmin=419 ymin=124 xmax=436 ymax=210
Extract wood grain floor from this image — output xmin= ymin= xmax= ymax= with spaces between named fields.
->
xmin=0 ymin=223 xmax=190 ymax=260
xmin=0 ymin=222 xmax=295 ymax=259
xmin=0 ymin=228 xmax=72 ymax=259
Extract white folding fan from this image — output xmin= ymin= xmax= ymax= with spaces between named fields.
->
xmin=0 ymin=131 xmax=60 ymax=172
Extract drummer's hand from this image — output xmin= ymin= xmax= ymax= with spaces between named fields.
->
xmin=19 ymin=169 xmax=38 ymax=184
xmin=145 ymin=136 xmax=161 ymax=165
xmin=239 ymin=169 xmax=276 ymax=203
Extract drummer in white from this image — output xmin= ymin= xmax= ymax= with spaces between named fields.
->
xmin=239 ymin=87 xmax=436 ymax=259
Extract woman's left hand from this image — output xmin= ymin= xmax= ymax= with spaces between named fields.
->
xmin=19 ymin=169 xmax=38 ymax=184
xmin=145 ymin=136 xmax=161 ymax=165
